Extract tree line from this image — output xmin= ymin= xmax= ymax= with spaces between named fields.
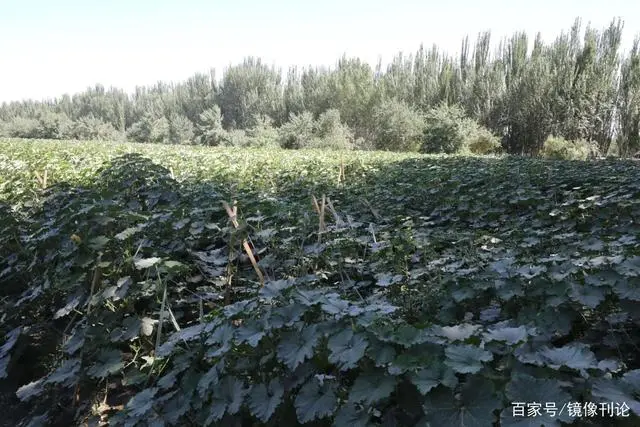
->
xmin=1 ymin=18 xmax=639 ymax=157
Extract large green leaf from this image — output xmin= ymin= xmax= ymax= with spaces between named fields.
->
xmin=277 ymin=325 xmax=320 ymax=370
xmin=327 ymin=329 xmax=369 ymax=370
xmin=501 ymin=374 xmax=572 ymax=426
xmin=423 ymin=378 xmax=501 ymax=427
xmin=248 ymin=379 xmax=284 ymax=422
xmin=349 ymin=371 xmax=397 ymax=406
xmin=295 ymin=379 xmax=338 ymax=423
xmin=87 ymin=349 xmax=123 ymax=379
xmin=445 ymin=344 xmax=493 ymax=374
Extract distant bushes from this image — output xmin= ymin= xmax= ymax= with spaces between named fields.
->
xmin=541 ymin=136 xmax=599 ymax=160
xmin=420 ymin=104 xmax=501 ymax=155
xmin=278 ymin=109 xmax=353 ymax=150
xmin=72 ymin=115 xmax=122 ymax=141
xmin=371 ymin=99 xmax=424 ymax=152
xmin=1 ymin=112 xmax=124 ymax=141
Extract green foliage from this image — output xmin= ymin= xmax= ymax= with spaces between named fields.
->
xmin=2 ymin=113 xmax=76 ymax=140
xmin=2 ymin=137 xmax=640 ymax=426
xmin=371 ymin=99 xmax=424 ymax=152
xmin=220 ymin=129 xmax=250 ymax=147
xmin=1 ymin=18 xmax=639 ymax=157
xmin=167 ymin=113 xmax=195 ymax=145
xmin=127 ymin=113 xmax=170 ymax=144
xmin=245 ymin=115 xmax=280 ymax=148
xmin=311 ymin=109 xmax=354 ymax=150
xmin=541 ymin=136 xmax=598 ymax=160
xmin=464 ymin=125 xmax=502 ymax=155
xmin=278 ymin=111 xmax=316 ymax=149
xmin=71 ymin=115 xmax=122 ymax=141
xmin=197 ymin=106 xmax=227 ymax=146
xmin=2 ymin=116 xmax=41 ymax=138
xmin=34 ymin=111 xmax=74 ymax=139
xmin=218 ymin=57 xmax=284 ymax=129
xmin=421 ymin=104 xmax=469 ymax=154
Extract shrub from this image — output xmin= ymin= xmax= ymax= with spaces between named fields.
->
xmin=541 ymin=136 xmax=598 ymax=160
xmin=421 ymin=104 xmax=467 ymax=154
xmin=309 ymin=109 xmax=354 ymax=150
xmin=371 ymin=99 xmax=424 ymax=152
xmin=197 ymin=106 xmax=227 ymax=146
xmin=35 ymin=111 xmax=74 ymax=139
xmin=3 ymin=116 xmax=41 ymax=138
xmin=168 ymin=114 xmax=195 ymax=145
xmin=278 ymin=111 xmax=315 ymax=149
xmin=72 ymin=115 xmax=121 ymax=141
xmin=464 ymin=123 xmax=502 ymax=155
xmin=127 ymin=114 xmax=170 ymax=144
xmin=220 ymin=129 xmax=250 ymax=147
xmin=245 ymin=115 xmax=280 ymax=148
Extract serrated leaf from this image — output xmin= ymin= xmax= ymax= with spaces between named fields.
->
xmin=111 ymin=316 xmax=142 ymax=342
xmin=126 ymin=387 xmax=158 ymax=417
xmin=259 ymin=279 xmax=294 ymax=299
xmin=367 ymin=340 xmax=396 ymax=367
xmin=115 ymin=226 xmax=140 ymax=240
xmin=591 ymin=378 xmax=640 ymax=416
xmin=197 ymin=361 xmax=224 ymax=398
xmin=332 ymin=403 xmax=371 ymax=427
xmin=569 ymin=282 xmax=607 ymax=308
xmin=616 ymin=256 xmax=640 ymax=277
xmin=438 ymin=323 xmax=480 ymax=341
xmin=623 ymin=369 xmax=640 ymax=392
xmin=205 ymin=323 xmax=235 ymax=358
xmin=157 ymin=323 xmax=206 ymax=357
xmin=88 ymin=235 xmax=110 ymax=250
xmin=0 ymin=327 xmax=21 ymax=378
xmin=483 ymin=326 xmax=528 ymax=345
xmin=295 ymin=379 xmax=338 ymax=423
xmin=24 ymin=413 xmax=48 ymax=427
xmin=54 ymin=294 xmax=82 ymax=319
xmin=63 ymin=326 xmax=85 ymax=355
xmin=445 ymin=345 xmax=493 ymax=374
xmin=16 ymin=378 xmax=45 ymax=401
xmin=349 ymin=372 xmax=397 ymax=406
xmin=410 ymin=364 xmax=458 ymax=395
xmin=294 ymin=288 xmax=326 ymax=306
xmin=235 ymin=322 xmax=266 ymax=347
xmin=87 ymin=349 xmax=123 ymax=378
xmin=327 ymin=329 xmax=368 ymax=371
xmin=375 ymin=273 xmax=403 ymax=287
xmin=207 ymin=376 xmax=247 ymax=423
xmin=388 ymin=351 xmax=435 ymax=375
xmin=162 ymin=260 xmax=185 ymax=270
xmin=157 ymin=370 xmax=178 ymax=390
xmin=248 ymin=379 xmax=284 ymax=422
xmin=46 ymin=358 xmax=80 ymax=384
xmin=134 ymin=257 xmax=162 ymax=269
xmin=423 ymin=378 xmax=501 ymax=427
xmin=538 ymin=343 xmax=598 ymax=370
xmin=277 ymin=325 xmax=320 ymax=370
xmin=501 ymin=374 xmax=573 ymax=425
xmin=321 ymin=294 xmax=351 ymax=317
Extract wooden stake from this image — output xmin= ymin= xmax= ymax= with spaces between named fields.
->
xmin=223 ymin=201 xmax=264 ymax=287
xmin=326 ymin=197 xmax=345 ymax=226
xmin=312 ymin=195 xmax=327 ymax=242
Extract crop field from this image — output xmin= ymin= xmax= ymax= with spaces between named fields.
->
xmin=1 ymin=138 xmax=639 ymax=426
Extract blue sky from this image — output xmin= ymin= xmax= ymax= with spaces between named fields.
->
xmin=1 ymin=0 xmax=639 ymax=103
